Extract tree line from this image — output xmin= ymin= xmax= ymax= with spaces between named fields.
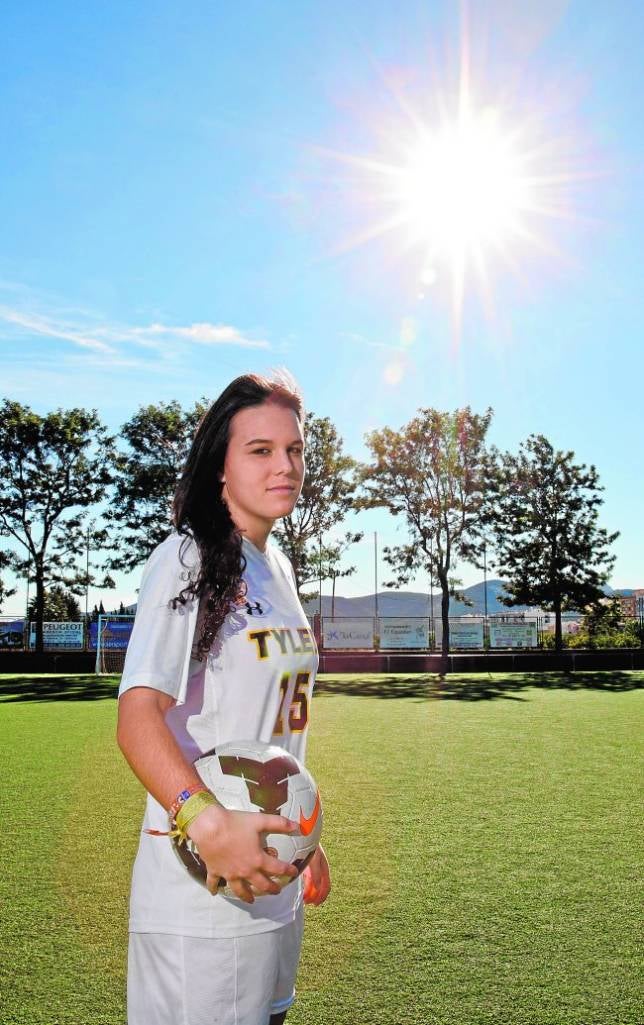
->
xmin=0 ymin=397 xmax=619 ymax=654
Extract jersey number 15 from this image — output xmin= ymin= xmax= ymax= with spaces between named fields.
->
xmin=273 ymin=670 xmax=310 ymax=735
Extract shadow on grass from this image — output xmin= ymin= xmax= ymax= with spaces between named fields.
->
xmin=0 ymin=674 xmax=120 ymax=703
xmin=1 ymin=671 xmax=642 ymax=705
xmin=314 ymin=671 xmax=644 ymax=702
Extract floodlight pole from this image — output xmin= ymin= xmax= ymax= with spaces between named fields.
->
xmin=85 ymin=527 xmax=90 ymax=620
xmin=25 ymin=556 xmax=30 ymax=619
xmin=429 ymin=536 xmax=435 ymax=651
xmin=374 ymin=531 xmax=378 ymax=619
xmin=318 ymin=533 xmax=322 ymax=617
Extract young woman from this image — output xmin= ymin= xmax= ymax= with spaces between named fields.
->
xmin=117 ymin=371 xmax=331 ymax=1025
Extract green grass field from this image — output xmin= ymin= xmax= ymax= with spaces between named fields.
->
xmin=0 ymin=671 xmax=642 ymax=1025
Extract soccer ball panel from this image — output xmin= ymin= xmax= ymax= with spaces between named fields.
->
xmin=171 ymin=740 xmax=323 ymax=896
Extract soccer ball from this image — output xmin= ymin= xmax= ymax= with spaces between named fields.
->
xmin=172 ymin=740 xmax=323 ymax=897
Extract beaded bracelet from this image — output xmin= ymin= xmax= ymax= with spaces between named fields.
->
xmin=144 ymin=789 xmax=219 ymax=845
xmin=168 ymin=783 xmax=210 ymax=821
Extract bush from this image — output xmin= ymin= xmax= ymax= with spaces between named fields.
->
xmin=540 ymin=622 xmax=642 ymax=649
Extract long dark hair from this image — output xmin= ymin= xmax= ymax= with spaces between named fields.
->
xmin=171 ymin=371 xmax=303 ymax=659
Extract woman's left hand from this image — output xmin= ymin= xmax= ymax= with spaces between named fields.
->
xmin=302 ymin=844 xmax=331 ymax=906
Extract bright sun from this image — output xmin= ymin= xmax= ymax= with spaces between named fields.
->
xmin=314 ymin=43 xmax=592 ymax=341
xmin=394 ymin=108 xmax=532 ymax=259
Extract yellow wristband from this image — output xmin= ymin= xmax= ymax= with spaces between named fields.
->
xmin=174 ymin=790 xmax=219 ymax=834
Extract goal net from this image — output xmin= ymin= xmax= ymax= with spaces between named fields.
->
xmin=94 ymin=614 xmax=135 ymax=675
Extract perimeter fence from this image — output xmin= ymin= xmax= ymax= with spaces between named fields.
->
xmin=0 ymin=614 xmax=134 ymax=653
xmin=317 ymin=614 xmax=551 ymax=651
xmin=3 ymin=606 xmax=642 ymax=658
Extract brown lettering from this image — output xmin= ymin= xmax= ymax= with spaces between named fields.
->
xmin=285 ymin=628 xmax=303 ymax=654
xmin=297 ymin=627 xmax=314 ymax=652
xmin=270 ymin=628 xmax=289 ymax=655
xmin=248 ymin=629 xmax=270 ymax=659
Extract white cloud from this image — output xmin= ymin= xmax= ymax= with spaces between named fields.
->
xmin=0 ymin=306 xmax=114 ymax=353
xmin=133 ymin=322 xmax=268 ymax=348
xmin=0 ymin=293 xmax=270 ymax=356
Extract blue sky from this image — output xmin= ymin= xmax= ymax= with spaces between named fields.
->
xmin=1 ymin=1 xmax=643 ymax=613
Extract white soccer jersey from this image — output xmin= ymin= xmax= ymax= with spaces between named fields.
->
xmin=119 ymin=532 xmax=318 ymax=938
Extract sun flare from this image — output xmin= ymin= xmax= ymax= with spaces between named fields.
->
xmin=313 ymin=35 xmax=597 ymax=344
xmin=394 ymin=108 xmax=532 ymax=256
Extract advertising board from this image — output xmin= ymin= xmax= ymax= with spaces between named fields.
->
xmin=449 ymin=621 xmax=485 ymax=649
xmin=0 ymin=619 xmax=25 ymax=649
xmin=29 ymin=621 xmax=84 ymax=649
xmin=322 ymin=619 xmax=374 ymax=649
xmin=88 ymin=619 xmax=134 ymax=650
xmin=489 ymin=622 xmax=538 ymax=648
xmin=379 ymin=618 xmax=429 ymax=649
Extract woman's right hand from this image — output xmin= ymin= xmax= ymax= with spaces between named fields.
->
xmin=186 ymin=804 xmax=300 ymax=903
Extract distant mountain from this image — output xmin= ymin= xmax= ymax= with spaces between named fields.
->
xmin=119 ymin=580 xmax=633 ymax=618
xmin=302 ymin=579 xmax=539 ymax=618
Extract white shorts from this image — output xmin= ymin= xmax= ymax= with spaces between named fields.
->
xmin=127 ymin=905 xmax=304 ymax=1025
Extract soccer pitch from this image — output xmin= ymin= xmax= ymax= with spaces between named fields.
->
xmin=0 ymin=672 xmax=642 ymax=1025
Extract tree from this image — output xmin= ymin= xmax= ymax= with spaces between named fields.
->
xmin=0 ymin=400 xmax=115 ymax=652
xmin=575 ymin=596 xmax=640 ymax=649
xmin=272 ymin=414 xmax=361 ymax=594
xmin=297 ymin=532 xmax=364 ymax=610
xmin=0 ymin=549 xmax=16 ymax=612
xmin=107 ymin=399 xmax=208 ymax=572
xmin=486 ymin=435 xmax=618 ymax=651
xmin=27 ymin=585 xmax=82 ymax=622
xmin=87 ymin=601 xmax=106 ymax=625
xmin=360 ymin=407 xmax=493 ymax=657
